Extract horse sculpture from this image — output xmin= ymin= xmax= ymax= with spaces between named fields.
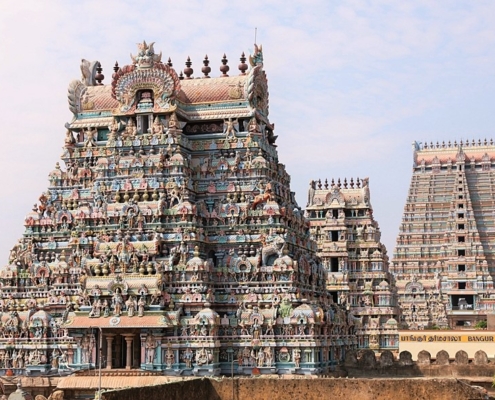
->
xmin=261 ymin=235 xmax=286 ymax=266
xmin=251 ymin=182 xmax=273 ymax=210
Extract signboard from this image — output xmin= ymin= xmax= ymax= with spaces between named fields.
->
xmin=398 ymin=331 xmax=495 ymax=360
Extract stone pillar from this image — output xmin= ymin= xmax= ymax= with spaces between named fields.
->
xmin=76 ymin=346 xmax=82 ymax=365
xmin=140 ymin=334 xmax=147 ymax=366
xmin=155 ymin=334 xmax=163 ymax=367
xmin=72 ymin=333 xmax=83 ymax=365
xmin=123 ymin=334 xmax=133 ymax=370
xmin=106 ymin=334 xmax=116 ymax=369
xmin=67 ymin=349 xmax=74 ymax=365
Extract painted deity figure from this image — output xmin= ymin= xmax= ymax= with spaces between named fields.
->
xmin=151 ymin=116 xmax=165 ymax=135
xmin=264 ymin=347 xmax=273 ymax=367
xmin=51 ymin=348 xmax=60 ymax=369
xmin=65 ymin=129 xmax=76 ymax=146
xmin=138 ymin=296 xmax=146 ymax=317
xmin=165 ymin=348 xmax=174 ymax=368
xmin=183 ymin=348 xmax=193 ymax=368
xmin=81 ymin=335 xmax=91 ymax=364
xmin=123 ymin=118 xmax=137 ymax=139
xmin=168 ymin=112 xmax=180 ymax=130
xmin=112 ymin=289 xmax=124 ymax=316
xmin=108 ymin=117 xmax=119 ymax=140
xmin=248 ymin=116 xmax=261 ymax=135
xmin=126 ymin=296 xmax=136 ymax=317
xmin=102 ymin=299 xmax=110 ymax=317
xmin=89 ymin=299 xmax=102 ymax=318
xmin=195 ymin=347 xmax=210 ymax=366
xmin=145 ymin=335 xmax=156 ymax=364
xmin=84 ymin=127 xmax=97 ymax=147
xmin=257 ymin=348 xmax=265 ymax=367
xmin=223 ymin=118 xmax=238 ymax=140
xmin=15 ymin=350 xmax=25 ymax=369
xmin=293 ymin=348 xmax=301 ymax=368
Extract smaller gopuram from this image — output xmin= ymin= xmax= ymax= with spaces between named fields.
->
xmin=391 ymin=140 xmax=495 ymax=329
xmin=306 ymin=178 xmax=399 ymax=351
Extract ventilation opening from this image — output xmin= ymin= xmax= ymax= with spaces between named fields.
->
xmin=451 ymin=294 xmax=474 ymax=310
xmin=330 ymin=257 xmax=339 ymax=272
xmin=458 ymin=265 xmax=466 ymax=272
xmin=329 ymin=291 xmax=338 ymax=303
xmin=458 ymin=249 xmax=465 ymax=257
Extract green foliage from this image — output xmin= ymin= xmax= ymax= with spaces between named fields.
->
xmin=475 ymin=320 xmax=487 ymax=329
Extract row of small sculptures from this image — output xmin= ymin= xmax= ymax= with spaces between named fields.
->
xmin=0 ymin=347 xmax=68 ymax=369
xmin=0 ymin=311 xmax=65 ymax=339
xmin=88 ymin=293 xmax=146 ymax=318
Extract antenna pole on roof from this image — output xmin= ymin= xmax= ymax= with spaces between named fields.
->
xmin=254 ymin=27 xmax=257 ymax=45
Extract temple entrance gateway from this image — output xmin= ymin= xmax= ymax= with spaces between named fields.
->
xmin=2 ymin=40 xmax=357 ymax=378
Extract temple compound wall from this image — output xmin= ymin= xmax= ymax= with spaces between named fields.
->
xmin=398 ymin=330 xmax=495 ymax=360
xmin=344 ymin=348 xmax=495 ymax=381
xmin=0 ymin=41 xmax=357 ymax=377
xmin=391 ymin=140 xmax=495 ymax=329
xmin=99 ymin=377 xmax=488 ymax=400
xmin=306 ymin=178 xmax=399 ymax=351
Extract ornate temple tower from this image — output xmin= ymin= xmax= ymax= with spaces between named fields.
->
xmin=306 ymin=178 xmax=399 ymax=351
xmin=391 ymin=140 xmax=495 ymax=329
xmin=2 ymin=42 xmax=357 ymax=376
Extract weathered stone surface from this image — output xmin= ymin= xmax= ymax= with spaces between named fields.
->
xmin=358 ymin=350 xmax=376 ymax=368
xmin=398 ymin=351 xmax=413 ymax=366
xmin=473 ymin=350 xmax=488 ymax=365
xmin=487 ymin=314 xmax=495 ymax=330
xmin=435 ymin=350 xmax=450 ymax=365
xmin=417 ymin=350 xmax=431 ymax=365
xmin=379 ymin=351 xmax=395 ymax=367
xmin=100 ymin=377 xmax=488 ymax=400
xmin=344 ymin=350 xmax=358 ymax=367
xmin=455 ymin=350 xmax=468 ymax=365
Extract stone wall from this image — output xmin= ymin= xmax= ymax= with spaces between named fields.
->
xmin=100 ymin=377 xmax=487 ymax=400
xmin=345 ymin=349 xmax=495 ymax=378
xmin=100 ymin=379 xmax=215 ymax=400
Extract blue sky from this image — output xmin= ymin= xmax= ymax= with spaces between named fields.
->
xmin=0 ymin=0 xmax=494 ymax=262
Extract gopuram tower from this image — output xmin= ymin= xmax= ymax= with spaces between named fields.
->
xmin=306 ymin=178 xmax=399 ymax=351
xmin=2 ymin=42 xmax=357 ymax=376
xmin=391 ymin=140 xmax=495 ymax=329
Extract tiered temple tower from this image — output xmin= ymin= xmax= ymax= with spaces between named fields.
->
xmin=391 ymin=140 xmax=495 ymax=329
xmin=1 ymin=42 xmax=357 ymax=376
xmin=306 ymin=178 xmax=399 ymax=351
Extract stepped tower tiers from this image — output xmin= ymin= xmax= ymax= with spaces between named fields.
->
xmin=391 ymin=140 xmax=495 ymax=330
xmin=2 ymin=41 xmax=357 ymax=376
xmin=306 ymin=178 xmax=399 ymax=351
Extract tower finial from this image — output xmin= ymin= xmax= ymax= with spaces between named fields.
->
xmin=184 ymin=56 xmax=193 ymax=79
xmin=238 ymin=52 xmax=248 ymax=75
xmin=220 ymin=54 xmax=229 ymax=77
xmin=202 ymin=55 xmax=211 ymax=78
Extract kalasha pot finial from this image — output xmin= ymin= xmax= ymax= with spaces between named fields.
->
xmin=220 ymin=54 xmax=229 ymax=77
xmin=184 ymin=56 xmax=193 ymax=79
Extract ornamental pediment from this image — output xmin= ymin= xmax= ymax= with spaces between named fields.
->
xmin=111 ymin=63 xmax=181 ymax=114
